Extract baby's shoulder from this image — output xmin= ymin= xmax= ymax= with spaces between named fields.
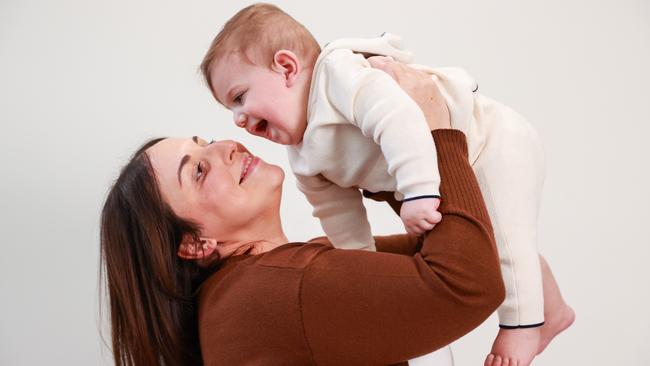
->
xmin=316 ymin=48 xmax=367 ymax=76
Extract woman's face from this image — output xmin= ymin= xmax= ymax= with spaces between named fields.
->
xmin=146 ymin=137 xmax=284 ymax=241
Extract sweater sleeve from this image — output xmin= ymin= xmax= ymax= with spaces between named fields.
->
xmin=299 ymin=130 xmax=505 ymax=365
xmin=296 ymin=174 xmax=375 ymax=250
xmin=324 ymin=49 xmax=440 ymax=199
xmin=308 ymin=234 xmax=422 ymax=256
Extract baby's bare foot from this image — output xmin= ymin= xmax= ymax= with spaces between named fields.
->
xmin=484 ymin=327 xmax=540 ymax=366
xmin=538 ymin=303 xmax=575 ymax=354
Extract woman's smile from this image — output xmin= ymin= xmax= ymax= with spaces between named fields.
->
xmin=239 ymin=154 xmax=260 ymax=184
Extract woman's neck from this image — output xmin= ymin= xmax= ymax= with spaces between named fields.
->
xmin=215 ymin=220 xmax=289 ymax=259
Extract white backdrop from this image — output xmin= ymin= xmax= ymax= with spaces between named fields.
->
xmin=1 ymin=0 xmax=649 ymax=365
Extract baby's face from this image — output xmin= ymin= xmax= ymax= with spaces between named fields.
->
xmin=210 ymin=54 xmax=308 ymax=145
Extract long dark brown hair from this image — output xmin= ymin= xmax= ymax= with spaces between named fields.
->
xmin=100 ymin=138 xmax=211 ymax=366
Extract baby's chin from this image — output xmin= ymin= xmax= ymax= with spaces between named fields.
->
xmin=285 ymin=129 xmax=307 ymax=146
xmin=273 ymin=133 xmax=301 ymax=146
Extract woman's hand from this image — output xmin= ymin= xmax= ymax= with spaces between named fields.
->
xmin=368 ymin=56 xmax=451 ymax=130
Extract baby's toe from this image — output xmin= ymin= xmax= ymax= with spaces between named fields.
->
xmin=484 ymin=354 xmax=495 ymax=366
xmin=492 ymin=355 xmax=503 ymax=366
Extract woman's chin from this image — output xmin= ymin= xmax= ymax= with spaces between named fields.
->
xmin=260 ymin=158 xmax=284 ymax=177
xmin=267 ymin=165 xmax=285 ymax=189
xmin=247 ymin=159 xmax=284 ymax=188
xmin=274 ymin=166 xmax=285 ymax=182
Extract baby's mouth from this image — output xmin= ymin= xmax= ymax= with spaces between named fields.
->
xmin=253 ymin=120 xmax=268 ymax=135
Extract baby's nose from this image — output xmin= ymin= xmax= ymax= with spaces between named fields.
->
xmin=234 ymin=113 xmax=247 ymax=128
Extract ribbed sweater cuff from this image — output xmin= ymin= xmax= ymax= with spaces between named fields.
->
xmin=432 ymin=129 xmax=491 ymax=225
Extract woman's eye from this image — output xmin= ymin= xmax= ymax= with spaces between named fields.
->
xmin=196 ymin=162 xmax=204 ymax=181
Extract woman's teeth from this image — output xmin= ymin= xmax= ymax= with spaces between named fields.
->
xmin=239 ymin=154 xmax=254 ymax=184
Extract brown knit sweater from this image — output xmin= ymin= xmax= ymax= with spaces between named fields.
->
xmin=197 ymin=130 xmax=505 ymax=365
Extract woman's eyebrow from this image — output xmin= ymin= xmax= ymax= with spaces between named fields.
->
xmin=177 ymin=136 xmax=200 ymax=187
xmin=177 ymin=155 xmax=190 ymax=187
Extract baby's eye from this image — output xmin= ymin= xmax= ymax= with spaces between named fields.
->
xmin=233 ymin=91 xmax=246 ymax=105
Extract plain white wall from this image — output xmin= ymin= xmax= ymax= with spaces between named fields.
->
xmin=1 ymin=0 xmax=649 ymax=365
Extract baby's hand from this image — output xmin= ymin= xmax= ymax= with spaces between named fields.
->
xmin=400 ymin=198 xmax=442 ymax=235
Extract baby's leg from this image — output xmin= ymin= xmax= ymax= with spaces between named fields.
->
xmin=485 ymin=255 xmax=575 ymax=366
xmin=469 ymin=100 xmax=546 ymax=366
xmin=538 ymin=255 xmax=575 ymax=354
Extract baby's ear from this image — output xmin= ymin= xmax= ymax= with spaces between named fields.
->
xmin=272 ymin=50 xmax=301 ymax=86
xmin=177 ymin=236 xmax=218 ymax=260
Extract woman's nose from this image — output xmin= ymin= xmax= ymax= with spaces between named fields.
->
xmin=234 ymin=112 xmax=247 ymax=128
xmin=214 ymin=140 xmax=245 ymax=164
xmin=207 ymin=140 xmax=239 ymax=165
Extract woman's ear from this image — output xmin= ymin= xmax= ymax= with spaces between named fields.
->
xmin=177 ymin=236 xmax=218 ymax=260
xmin=272 ymin=50 xmax=301 ymax=87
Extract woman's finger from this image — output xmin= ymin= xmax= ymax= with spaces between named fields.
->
xmin=367 ymin=56 xmax=398 ymax=80
xmin=368 ymin=55 xmax=451 ymax=130
xmin=367 ymin=55 xmax=394 ymax=66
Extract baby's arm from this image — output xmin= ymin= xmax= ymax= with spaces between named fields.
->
xmin=296 ymin=173 xmax=375 ymax=251
xmin=324 ymin=49 xmax=442 ymax=234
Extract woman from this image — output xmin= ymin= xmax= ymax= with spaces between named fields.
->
xmin=100 ymin=61 xmax=505 ymax=366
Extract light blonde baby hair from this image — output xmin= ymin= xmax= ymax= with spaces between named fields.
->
xmin=200 ymin=3 xmax=321 ymax=95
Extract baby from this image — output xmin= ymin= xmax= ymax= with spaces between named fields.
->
xmin=201 ymin=4 xmax=574 ymax=366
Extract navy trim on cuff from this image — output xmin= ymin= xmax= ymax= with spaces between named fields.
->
xmin=499 ymin=322 xmax=545 ymax=329
xmin=402 ymin=195 xmax=441 ymax=202
xmin=362 ymin=189 xmax=379 ymax=198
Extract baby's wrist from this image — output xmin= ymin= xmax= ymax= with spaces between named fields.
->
xmin=402 ymin=194 xmax=440 ymax=203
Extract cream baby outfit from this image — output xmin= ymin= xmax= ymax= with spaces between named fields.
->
xmin=287 ymin=34 xmax=544 ymax=327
